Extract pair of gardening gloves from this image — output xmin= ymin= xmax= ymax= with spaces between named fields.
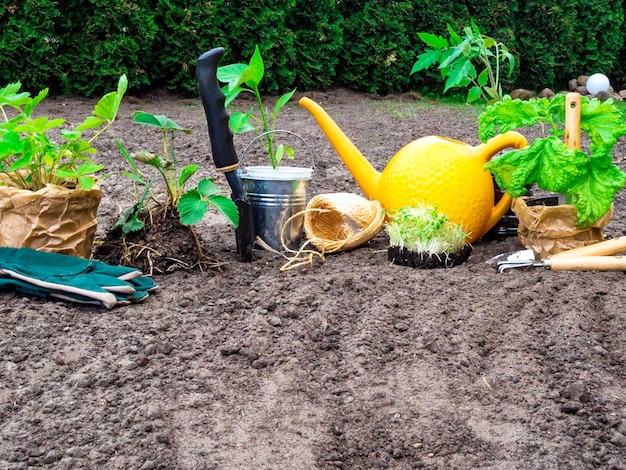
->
xmin=0 ymin=247 xmax=157 ymax=309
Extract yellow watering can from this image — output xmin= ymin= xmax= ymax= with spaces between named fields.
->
xmin=299 ymin=97 xmax=528 ymax=243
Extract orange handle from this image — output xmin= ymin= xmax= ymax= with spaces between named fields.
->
xmin=550 ymin=236 xmax=626 ymax=258
xmin=548 ymin=256 xmax=626 ymax=271
xmin=565 ymin=93 xmax=581 ymax=150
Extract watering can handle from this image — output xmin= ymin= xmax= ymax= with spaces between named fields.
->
xmin=483 ymin=131 xmax=529 ymax=231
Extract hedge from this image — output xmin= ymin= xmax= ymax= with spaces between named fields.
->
xmin=0 ymin=0 xmax=623 ymax=97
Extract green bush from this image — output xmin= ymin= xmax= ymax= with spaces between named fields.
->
xmin=337 ymin=0 xmax=414 ymax=94
xmin=0 ymin=1 xmax=61 ymax=91
xmin=287 ymin=0 xmax=344 ymax=90
xmin=1 ymin=1 xmax=626 ymax=96
xmin=512 ymin=0 xmax=578 ymax=90
xmin=152 ymin=0 xmax=228 ymax=94
xmin=219 ymin=0 xmax=297 ymax=93
xmin=573 ymin=0 xmax=624 ymax=80
xmin=55 ymin=0 xmax=157 ymax=96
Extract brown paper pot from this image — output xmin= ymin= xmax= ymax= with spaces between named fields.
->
xmin=512 ymin=197 xmax=613 ymax=258
xmin=0 ymin=183 xmax=101 ymax=258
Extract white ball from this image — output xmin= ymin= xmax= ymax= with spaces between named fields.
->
xmin=586 ymin=73 xmax=610 ymax=94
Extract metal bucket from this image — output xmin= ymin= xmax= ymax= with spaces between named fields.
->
xmin=238 ymin=131 xmax=314 ymax=251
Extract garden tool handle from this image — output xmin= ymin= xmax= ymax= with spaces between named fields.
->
xmin=550 ymin=236 xmax=626 ymax=258
xmin=196 ymin=47 xmax=241 ymax=175
xmin=196 ymin=47 xmax=255 ymax=262
xmin=547 ymin=256 xmax=626 ymax=271
xmin=565 ymin=93 xmax=581 ymax=150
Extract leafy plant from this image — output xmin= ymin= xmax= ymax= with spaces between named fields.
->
xmin=217 ymin=45 xmax=296 ymax=170
xmin=479 ymin=94 xmax=626 ymax=227
xmin=115 ymin=111 xmax=238 ymax=234
xmin=0 ymin=75 xmax=127 ymax=191
xmin=411 ymin=19 xmax=514 ymax=103
xmin=385 ymin=204 xmax=467 ymax=254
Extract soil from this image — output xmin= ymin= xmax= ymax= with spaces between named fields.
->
xmin=2 ymin=88 xmax=626 ymax=470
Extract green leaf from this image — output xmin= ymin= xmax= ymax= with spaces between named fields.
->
xmin=418 ymin=32 xmax=448 ymax=49
xmin=77 ymin=175 xmax=97 ymax=190
xmin=75 ymin=163 xmax=103 ymax=176
xmin=485 ymin=136 xmax=587 ymax=197
xmin=580 ymin=98 xmax=626 ymax=149
xmin=90 ymin=75 xmax=127 ymax=122
xmin=229 ymin=110 xmax=256 ymax=134
xmin=446 ymin=24 xmax=462 ymax=45
xmin=133 ymin=111 xmax=192 ymax=133
xmin=76 ymin=116 xmax=105 ymax=131
xmin=177 ymin=190 xmax=207 ymax=225
xmin=478 ymin=96 xmax=551 ymax=142
xmin=273 ymin=89 xmax=296 ymax=118
xmin=567 ymin=155 xmax=626 ymax=226
xmin=177 ymin=183 xmax=238 ymax=227
xmin=208 ymin=195 xmax=239 ymax=228
xmin=439 ymin=42 xmax=467 ymax=69
xmin=443 ymin=61 xmax=475 ymax=92
xmin=243 ymin=45 xmax=264 ymax=89
xmin=217 ymin=63 xmax=247 ymax=87
xmin=467 ymin=87 xmax=483 ymax=103
xmin=24 ymin=89 xmax=48 ymax=117
xmin=16 ymin=116 xmax=64 ymax=134
xmin=178 ymin=163 xmax=199 ymax=188
xmin=410 ymin=50 xmax=442 ymax=74
xmin=196 ymin=177 xmax=221 ymax=198
xmin=275 ymin=144 xmax=285 ymax=166
xmin=477 ymin=69 xmax=488 ymax=87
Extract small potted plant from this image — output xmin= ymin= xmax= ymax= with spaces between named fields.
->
xmin=386 ymin=204 xmax=471 ymax=269
xmin=215 ymin=45 xmax=314 ymax=251
xmin=0 ymin=75 xmax=127 ymax=258
xmin=95 ymin=111 xmax=239 ymax=274
xmin=479 ymin=92 xmax=626 ymax=256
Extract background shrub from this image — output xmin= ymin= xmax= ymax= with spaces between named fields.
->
xmin=1 ymin=1 xmax=625 ymax=97
xmin=336 ymin=0 xmax=414 ymax=94
xmin=55 ymin=0 xmax=157 ymax=96
xmin=0 ymin=0 xmax=61 ymax=92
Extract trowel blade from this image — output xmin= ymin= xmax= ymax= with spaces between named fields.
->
xmin=486 ymin=249 xmax=536 ymax=266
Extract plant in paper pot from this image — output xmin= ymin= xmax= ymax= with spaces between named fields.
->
xmin=95 ymin=111 xmax=239 ymax=274
xmin=386 ymin=204 xmax=471 ymax=269
xmin=0 ymin=75 xmax=127 ymax=258
xmin=217 ymin=45 xmax=314 ymax=251
xmin=479 ymin=93 xmax=626 ymax=256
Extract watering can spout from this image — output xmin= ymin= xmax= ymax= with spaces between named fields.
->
xmin=299 ymin=97 xmax=381 ymax=199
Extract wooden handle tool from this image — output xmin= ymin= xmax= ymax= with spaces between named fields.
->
xmin=565 ymin=92 xmax=581 ymax=150
xmin=550 ymin=236 xmax=626 ymax=258
xmin=547 ymin=256 xmax=626 ymax=271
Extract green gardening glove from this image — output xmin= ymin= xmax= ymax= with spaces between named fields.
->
xmin=0 ymin=247 xmax=157 ymax=308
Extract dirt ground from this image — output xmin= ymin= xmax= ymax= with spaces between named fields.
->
xmin=2 ymin=88 xmax=626 ymax=470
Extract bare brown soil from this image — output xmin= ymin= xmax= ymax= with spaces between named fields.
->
xmin=1 ymin=89 xmax=626 ymax=469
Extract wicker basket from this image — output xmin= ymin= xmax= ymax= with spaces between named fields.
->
xmin=303 ymin=193 xmax=384 ymax=253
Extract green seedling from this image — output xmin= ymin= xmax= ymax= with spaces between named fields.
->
xmin=385 ymin=205 xmax=467 ymax=254
xmin=217 ymin=45 xmax=296 ymax=169
xmin=479 ymin=94 xmax=626 ymax=227
xmin=0 ymin=75 xmax=127 ymax=191
xmin=116 ymin=111 xmax=238 ymax=234
xmin=411 ymin=19 xmax=514 ymax=104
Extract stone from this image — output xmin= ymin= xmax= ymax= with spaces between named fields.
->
xmin=509 ymin=88 xmax=534 ymax=100
xmin=538 ymin=88 xmax=555 ymax=99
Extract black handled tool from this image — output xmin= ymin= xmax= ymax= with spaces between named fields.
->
xmin=196 ymin=47 xmax=254 ymax=262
